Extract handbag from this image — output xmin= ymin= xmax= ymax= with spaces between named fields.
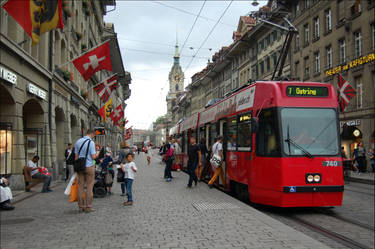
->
xmin=74 ymin=139 xmax=91 ymax=172
xmin=210 ymin=143 xmax=222 ymax=168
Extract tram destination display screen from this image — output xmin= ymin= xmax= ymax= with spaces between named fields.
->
xmin=286 ymin=86 xmax=329 ymax=97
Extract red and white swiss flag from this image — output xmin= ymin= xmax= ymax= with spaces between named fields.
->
xmin=93 ymin=74 xmax=118 ymax=103
xmin=73 ymin=41 xmax=112 ymax=81
xmin=337 ymin=74 xmax=356 ymax=112
xmin=110 ymin=104 xmax=124 ymax=125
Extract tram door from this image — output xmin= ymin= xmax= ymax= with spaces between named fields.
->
xmin=220 ymin=119 xmax=227 ymax=186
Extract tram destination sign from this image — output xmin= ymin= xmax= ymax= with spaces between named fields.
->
xmin=286 ymin=86 xmax=328 ymax=97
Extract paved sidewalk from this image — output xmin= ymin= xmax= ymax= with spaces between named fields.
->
xmin=347 ymin=171 xmax=375 ymax=184
xmin=1 ymin=152 xmax=331 ymax=249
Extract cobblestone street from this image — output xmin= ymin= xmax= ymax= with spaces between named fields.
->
xmin=1 ymin=153 xmax=331 ymax=249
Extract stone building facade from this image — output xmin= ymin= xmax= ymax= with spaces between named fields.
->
xmin=289 ymin=0 xmax=375 ymax=160
xmin=0 ymin=0 xmax=131 ymax=189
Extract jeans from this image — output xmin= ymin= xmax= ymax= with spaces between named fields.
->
xmin=32 ymin=172 xmax=51 ymax=191
xmin=121 ymin=181 xmax=126 ymax=194
xmin=77 ymin=166 xmax=95 ymax=208
xmin=187 ymin=160 xmax=198 ymax=186
xmin=126 ymin=178 xmax=133 ymax=202
xmin=165 ymin=159 xmax=172 ymax=179
xmin=65 ymin=164 xmax=73 ymax=181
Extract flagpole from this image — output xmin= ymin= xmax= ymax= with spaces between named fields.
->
xmin=0 ymin=0 xmax=9 ymax=7
xmin=56 ymin=39 xmax=111 ymax=68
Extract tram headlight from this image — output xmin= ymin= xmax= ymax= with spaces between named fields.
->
xmin=313 ymin=174 xmax=321 ymax=183
xmin=307 ymin=174 xmax=314 ymax=183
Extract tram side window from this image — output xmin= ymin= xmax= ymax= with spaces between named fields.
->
xmin=256 ymin=109 xmax=281 ymax=156
xmin=227 ymin=117 xmax=237 ymax=151
xmin=238 ymin=114 xmax=252 ymax=151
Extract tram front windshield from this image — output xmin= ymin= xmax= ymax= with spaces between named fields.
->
xmin=281 ymin=108 xmax=339 ymax=156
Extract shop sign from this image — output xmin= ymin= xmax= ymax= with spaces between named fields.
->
xmin=325 ymin=53 xmax=375 ymax=77
xmin=27 ymin=83 xmax=46 ymax=100
xmin=0 ymin=66 xmax=17 ymax=85
xmin=340 ymin=119 xmax=360 ymax=128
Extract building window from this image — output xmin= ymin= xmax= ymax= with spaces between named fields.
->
xmin=295 ymin=61 xmax=299 ymax=78
xmin=354 ymin=31 xmax=362 ymax=57
xmin=260 ymin=61 xmax=264 ymax=75
xmin=266 ymin=57 xmax=271 ymax=71
xmin=338 ymin=0 xmax=345 ymax=22
xmin=266 ymin=34 xmax=271 ymax=47
xmin=304 ymin=0 xmax=310 ymax=9
xmin=296 ymin=34 xmax=299 ymax=51
xmin=272 ymin=53 xmax=278 ymax=67
xmin=324 ymin=9 xmax=332 ymax=32
xmin=304 ymin=57 xmax=309 ymax=79
xmin=272 ymin=30 xmax=277 ymax=42
xmin=355 ymin=76 xmax=363 ymax=109
xmin=350 ymin=0 xmax=362 ymax=15
xmin=314 ymin=51 xmax=320 ymax=73
xmin=339 ymin=39 xmax=346 ymax=64
xmin=326 ymin=46 xmax=332 ymax=69
xmin=175 ymin=84 xmax=179 ymax=91
xmin=251 ymin=64 xmax=258 ymax=80
xmin=304 ymin=24 xmax=309 ymax=45
xmin=313 ymin=16 xmax=320 ymax=39
xmin=296 ymin=2 xmax=300 ymax=16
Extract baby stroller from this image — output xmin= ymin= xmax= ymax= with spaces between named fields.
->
xmin=93 ymin=165 xmax=107 ymax=198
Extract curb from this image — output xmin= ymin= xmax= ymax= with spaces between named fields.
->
xmin=347 ymin=177 xmax=375 ymax=185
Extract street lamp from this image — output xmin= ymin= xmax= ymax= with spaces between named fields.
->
xmin=252 ymin=0 xmax=259 ymax=7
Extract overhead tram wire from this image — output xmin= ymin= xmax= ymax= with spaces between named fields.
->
xmin=184 ymin=0 xmax=234 ymax=73
xmin=121 ymin=47 xmax=209 ymax=59
xmin=151 ymin=1 xmax=235 ymax=28
xmin=180 ymin=0 xmax=206 ymax=55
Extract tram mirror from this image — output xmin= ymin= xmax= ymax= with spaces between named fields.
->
xmin=251 ymin=117 xmax=258 ymax=133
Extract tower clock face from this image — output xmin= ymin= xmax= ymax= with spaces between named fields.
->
xmin=174 ymin=74 xmax=182 ymax=82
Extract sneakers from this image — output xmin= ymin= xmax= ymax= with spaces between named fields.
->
xmin=208 ymin=184 xmax=214 ymax=189
xmin=166 ymin=178 xmax=172 ymax=182
xmin=194 ymin=180 xmax=198 ymax=186
xmin=120 ymin=193 xmax=126 ymax=196
xmin=187 ymin=184 xmax=192 ymax=188
xmin=79 ymin=208 xmax=85 ymax=213
xmin=123 ymin=201 xmax=133 ymax=206
xmin=85 ymin=208 xmax=95 ymax=213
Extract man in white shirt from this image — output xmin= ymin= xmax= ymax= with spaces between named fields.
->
xmin=208 ymin=136 xmax=225 ymax=188
xmin=27 ymin=155 xmax=52 ymax=193
xmin=0 ymin=177 xmax=14 ymax=210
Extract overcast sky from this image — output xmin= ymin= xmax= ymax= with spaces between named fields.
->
xmin=104 ymin=0 xmax=266 ymax=130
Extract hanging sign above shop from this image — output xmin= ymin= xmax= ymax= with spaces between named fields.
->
xmin=0 ymin=66 xmax=17 ymax=85
xmin=340 ymin=119 xmax=361 ymax=128
xmin=27 ymin=83 xmax=46 ymax=100
xmin=325 ymin=53 xmax=375 ymax=77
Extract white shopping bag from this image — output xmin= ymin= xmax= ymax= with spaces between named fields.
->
xmin=64 ymin=173 xmax=77 ymax=195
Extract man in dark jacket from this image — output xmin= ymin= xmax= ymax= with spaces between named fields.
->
xmin=64 ymin=143 xmax=75 ymax=181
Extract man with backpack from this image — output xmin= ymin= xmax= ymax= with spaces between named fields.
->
xmin=74 ymin=129 xmax=100 ymax=213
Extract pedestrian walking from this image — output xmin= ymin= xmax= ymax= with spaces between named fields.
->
xmin=147 ymin=142 xmax=153 ymax=165
xmin=74 ymin=129 xmax=100 ymax=213
xmin=196 ymin=138 xmax=208 ymax=181
xmin=369 ymin=148 xmax=375 ymax=173
xmin=113 ymin=141 xmax=133 ymax=196
xmin=64 ymin=143 xmax=75 ymax=181
xmin=354 ymin=142 xmax=367 ymax=173
xmin=122 ymin=153 xmax=137 ymax=206
xmin=27 ymin=155 xmax=52 ymax=193
xmin=187 ymin=137 xmax=201 ymax=188
xmin=208 ymin=136 xmax=225 ymax=188
xmin=164 ymin=143 xmax=174 ymax=182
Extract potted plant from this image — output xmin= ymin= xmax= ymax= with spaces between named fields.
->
xmin=61 ymin=67 xmax=73 ymax=81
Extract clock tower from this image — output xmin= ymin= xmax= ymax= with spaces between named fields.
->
xmin=166 ymin=38 xmax=184 ymax=119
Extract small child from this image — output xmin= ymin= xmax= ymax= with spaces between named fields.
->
xmin=122 ymin=153 xmax=137 ymax=206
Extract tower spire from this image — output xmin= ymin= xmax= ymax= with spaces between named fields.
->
xmin=174 ymin=26 xmax=179 ymax=59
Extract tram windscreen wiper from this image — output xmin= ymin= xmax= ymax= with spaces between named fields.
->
xmin=285 ymin=126 xmax=313 ymax=158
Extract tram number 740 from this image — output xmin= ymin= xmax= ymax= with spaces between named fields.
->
xmin=322 ymin=161 xmax=342 ymax=167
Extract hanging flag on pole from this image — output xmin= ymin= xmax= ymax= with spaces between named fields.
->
xmin=72 ymin=41 xmax=112 ymax=81
xmin=124 ymin=127 xmax=133 ymax=140
xmin=110 ymin=104 xmax=124 ymax=125
xmin=2 ymin=0 xmax=64 ymax=44
xmin=93 ymin=74 xmax=118 ymax=103
xmin=337 ymin=74 xmax=356 ymax=112
xmin=97 ymin=98 xmax=113 ymax=122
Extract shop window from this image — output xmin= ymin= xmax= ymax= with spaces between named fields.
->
xmin=238 ymin=114 xmax=252 ymax=151
xmin=227 ymin=117 xmax=237 ymax=151
xmin=256 ymin=109 xmax=281 ymax=156
xmin=0 ymin=123 xmax=12 ymax=175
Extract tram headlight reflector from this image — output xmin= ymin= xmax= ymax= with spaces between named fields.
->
xmin=314 ymin=174 xmax=321 ymax=183
xmin=307 ymin=175 xmax=314 ymax=183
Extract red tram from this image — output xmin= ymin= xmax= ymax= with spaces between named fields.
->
xmin=170 ymin=81 xmax=344 ymax=207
